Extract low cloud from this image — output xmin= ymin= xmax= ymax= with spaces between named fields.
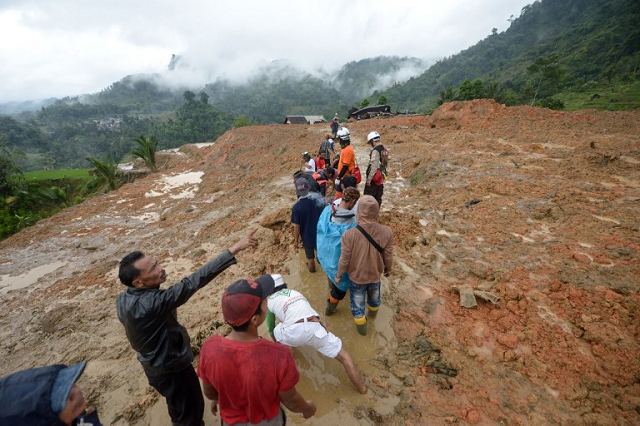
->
xmin=0 ymin=0 xmax=533 ymax=102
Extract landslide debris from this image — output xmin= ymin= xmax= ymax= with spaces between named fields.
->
xmin=0 ymin=100 xmax=638 ymax=425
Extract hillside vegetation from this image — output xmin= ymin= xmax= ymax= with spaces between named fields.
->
xmin=381 ymin=0 xmax=640 ymax=111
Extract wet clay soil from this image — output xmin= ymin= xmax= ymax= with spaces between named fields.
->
xmin=0 ymin=100 xmax=639 ymax=425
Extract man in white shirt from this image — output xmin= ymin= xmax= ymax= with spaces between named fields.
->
xmin=265 ymin=275 xmax=367 ymax=394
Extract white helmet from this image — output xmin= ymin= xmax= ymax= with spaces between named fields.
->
xmin=367 ymin=131 xmax=381 ymax=144
xmin=337 ymin=127 xmax=351 ymax=141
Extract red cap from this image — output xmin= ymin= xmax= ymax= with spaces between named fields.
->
xmin=222 ymin=274 xmax=276 ymax=326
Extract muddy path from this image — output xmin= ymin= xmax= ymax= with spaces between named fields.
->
xmin=1 ymin=100 xmax=639 ymax=425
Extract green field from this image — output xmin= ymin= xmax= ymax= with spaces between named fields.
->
xmin=556 ymin=80 xmax=640 ymax=111
xmin=23 ymin=169 xmax=92 ymax=181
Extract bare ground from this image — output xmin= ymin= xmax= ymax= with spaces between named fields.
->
xmin=0 ymin=100 xmax=639 ymax=425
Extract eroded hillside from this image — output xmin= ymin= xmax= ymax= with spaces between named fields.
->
xmin=0 ymin=100 xmax=638 ymax=425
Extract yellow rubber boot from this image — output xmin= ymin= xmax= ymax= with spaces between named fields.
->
xmin=367 ymin=305 xmax=379 ymax=319
xmin=354 ymin=316 xmax=367 ymax=336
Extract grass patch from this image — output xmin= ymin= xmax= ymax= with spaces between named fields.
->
xmin=410 ymin=171 xmax=425 ymax=186
xmin=23 ymin=169 xmax=92 ymax=181
xmin=555 ymin=80 xmax=640 ymax=111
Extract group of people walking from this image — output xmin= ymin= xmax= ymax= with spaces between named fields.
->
xmin=292 ymin=126 xmax=394 ymax=334
xmin=299 ymin=125 xmax=388 ymax=207
xmin=0 ymin=123 xmax=393 ymax=426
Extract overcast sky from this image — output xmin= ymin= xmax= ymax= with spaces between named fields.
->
xmin=0 ymin=0 xmax=534 ymax=103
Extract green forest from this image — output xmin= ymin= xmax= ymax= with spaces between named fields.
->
xmin=380 ymin=0 xmax=640 ymax=111
xmin=0 ymin=0 xmax=638 ymax=239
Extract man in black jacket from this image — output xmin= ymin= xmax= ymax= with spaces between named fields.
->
xmin=116 ymin=230 xmax=258 ymax=426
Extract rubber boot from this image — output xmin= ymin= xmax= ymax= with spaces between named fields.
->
xmin=325 ymin=299 xmax=339 ymax=316
xmin=354 ymin=316 xmax=368 ymax=336
xmin=367 ymin=305 xmax=379 ymax=319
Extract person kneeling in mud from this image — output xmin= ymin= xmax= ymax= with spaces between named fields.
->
xmin=265 ymin=274 xmax=367 ymax=394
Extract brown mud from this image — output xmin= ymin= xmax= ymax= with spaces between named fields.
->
xmin=1 ymin=100 xmax=639 ymax=425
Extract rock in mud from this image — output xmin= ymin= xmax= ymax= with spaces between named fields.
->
xmin=457 ymin=284 xmax=477 ymax=308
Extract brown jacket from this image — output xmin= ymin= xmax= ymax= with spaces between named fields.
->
xmin=336 ymin=196 xmax=394 ymax=284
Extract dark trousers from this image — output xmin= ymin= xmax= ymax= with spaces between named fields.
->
xmin=147 ymin=365 xmax=204 ymax=426
xmin=364 ymin=183 xmax=383 ymax=206
xmin=303 ymin=246 xmax=316 ymax=260
xmin=330 ymin=282 xmax=348 ymax=301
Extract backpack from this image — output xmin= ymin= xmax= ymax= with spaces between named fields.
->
xmin=318 ymin=139 xmax=331 ymax=159
xmin=373 ymin=145 xmax=389 ymax=177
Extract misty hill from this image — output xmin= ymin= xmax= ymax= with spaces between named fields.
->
xmin=382 ymin=0 xmax=640 ymax=111
xmin=202 ymin=67 xmax=347 ymax=124
xmin=0 ymin=98 xmax=58 ymax=116
xmin=200 ymin=56 xmax=430 ymax=123
xmin=1 ymin=56 xmax=427 ymax=122
xmin=3 ymin=0 xmax=638 ymax=120
xmin=79 ymin=55 xmax=427 ymax=123
xmin=86 ymin=75 xmax=185 ymax=114
xmin=2 ymin=0 xmax=640 ymax=171
xmin=330 ymin=56 xmax=433 ymax=101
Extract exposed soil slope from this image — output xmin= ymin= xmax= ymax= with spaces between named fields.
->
xmin=0 ymin=100 xmax=638 ymax=425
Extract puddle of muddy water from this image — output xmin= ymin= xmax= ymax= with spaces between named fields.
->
xmin=0 ymin=261 xmax=68 ymax=294
xmin=130 ymin=212 xmax=160 ymax=223
xmin=202 ymin=251 xmax=400 ymax=426
xmin=193 ymin=142 xmax=214 ymax=148
xmin=145 ymin=171 xmax=204 ymax=199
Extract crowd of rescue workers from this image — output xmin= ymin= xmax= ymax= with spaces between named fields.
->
xmin=0 ymin=115 xmax=395 ymax=426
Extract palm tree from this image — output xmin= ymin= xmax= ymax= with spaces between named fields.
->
xmin=37 ymin=186 xmax=69 ymax=208
xmin=86 ymin=156 xmax=122 ymax=191
xmin=132 ymin=135 xmax=159 ymax=172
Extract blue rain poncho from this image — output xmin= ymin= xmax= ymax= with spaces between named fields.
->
xmin=316 ymin=205 xmax=357 ymax=291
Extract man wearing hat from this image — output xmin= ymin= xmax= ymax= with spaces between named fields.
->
xmin=0 ymin=360 xmax=102 ymax=425
xmin=116 ymin=230 xmax=258 ymax=426
xmin=197 ymin=274 xmax=316 ymax=425
xmin=291 ymin=178 xmax=325 ymax=272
